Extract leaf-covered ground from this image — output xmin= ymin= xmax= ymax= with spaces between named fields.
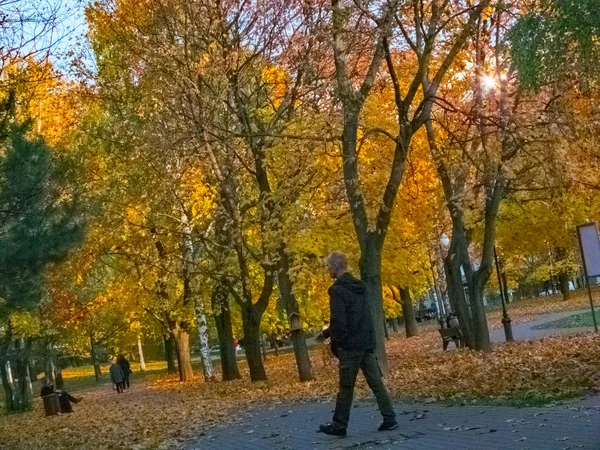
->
xmin=2 ymin=332 xmax=600 ymax=449
xmin=486 ymin=289 xmax=597 ymax=329
xmin=1 ymin=293 xmax=600 ymax=450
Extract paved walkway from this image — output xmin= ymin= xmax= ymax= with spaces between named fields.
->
xmin=489 ymin=308 xmax=595 ymax=343
xmin=188 ymin=397 xmax=600 ymax=450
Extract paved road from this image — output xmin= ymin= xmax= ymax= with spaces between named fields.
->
xmin=489 ymin=308 xmax=595 ymax=343
xmin=188 ymin=397 xmax=600 ymax=450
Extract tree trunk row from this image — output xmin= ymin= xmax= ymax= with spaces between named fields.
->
xmin=399 ymin=287 xmax=419 ymax=338
xmin=277 ymin=248 xmax=313 ymax=382
xmin=212 ymin=282 xmax=241 ymax=381
xmin=241 ymin=306 xmax=267 ymax=381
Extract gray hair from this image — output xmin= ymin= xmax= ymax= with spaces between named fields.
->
xmin=326 ymin=251 xmax=348 ymax=272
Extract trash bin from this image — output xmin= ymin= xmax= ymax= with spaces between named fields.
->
xmin=42 ymin=393 xmax=60 ymax=416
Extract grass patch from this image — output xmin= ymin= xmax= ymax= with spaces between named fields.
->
xmin=532 ymin=311 xmax=597 ymax=330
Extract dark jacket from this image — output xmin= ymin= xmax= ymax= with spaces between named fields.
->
xmin=118 ymin=357 xmax=131 ymax=376
xmin=328 ymin=273 xmax=376 ymax=352
xmin=109 ymin=363 xmax=124 ymax=384
xmin=40 ymin=385 xmax=55 ymax=397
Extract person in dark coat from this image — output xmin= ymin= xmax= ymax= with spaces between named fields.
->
xmin=117 ymin=355 xmax=131 ymax=389
xmin=318 ymin=252 xmax=397 ymax=437
xmin=40 ymin=377 xmax=81 ymax=413
xmin=109 ymin=358 xmax=125 ymax=393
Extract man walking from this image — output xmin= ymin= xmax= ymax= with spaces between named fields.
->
xmin=109 ymin=358 xmax=125 ymax=393
xmin=319 ymin=251 xmax=397 ymax=437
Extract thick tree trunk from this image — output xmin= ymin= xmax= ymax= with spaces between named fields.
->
xmin=547 ymin=277 xmax=554 ymax=295
xmin=89 ymin=334 xmax=102 ymax=381
xmin=467 ymin=278 xmax=491 ymax=351
xmin=44 ymin=341 xmax=55 ymax=383
xmin=445 ymin=247 xmax=491 ymax=352
xmin=14 ymin=339 xmax=32 ymax=410
xmin=559 ymin=273 xmax=570 ymax=301
xmin=136 ymin=335 xmax=146 ymax=371
xmin=28 ymin=362 xmax=37 ymax=383
xmin=242 ymin=307 xmax=267 ymax=382
xmin=172 ymin=326 xmax=194 ymax=382
xmin=44 ymin=355 xmax=55 ymax=383
xmin=444 ymin=251 xmax=475 ymax=348
xmin=181 ymin=210 xmax=214 ymax=382
xmin=55 ymin=367 xmax=64 ymax=389
xmin=0 ymin=333 xmax=14 ymax=412
xmin=557 ymin=247 xmax=571 ymax=301
xmin=195 ymin=299 xmax=215 ymax=381
xmin=399 ymin=287 xmax=419 ymax=338
xmin=212 ymin=283 xmax=241 ymax=381
xmin=163 ymin=334 xmax=177 ymax=374
xmin=359 ymin=236 xmax=388 ymax=374
xmin=277 ymin=249 xmax=313 ymax=382
xmin=0 ymin=361 xmax=14 ymax=412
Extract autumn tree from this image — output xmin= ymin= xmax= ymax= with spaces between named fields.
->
xmin=84 ymin=0 xmax=336 ymax=382
xmin=328 ymin=0 xmax=490 ymax=369
xmin=418 ymin=2 xmax=576 ymax=350
xmin=496 ymin=189 xmax=590 ymax=301
xmin=0 ymin=93 xmax=82 ymax=410
xmin=511 ymin=1 xmax=600 ymax=202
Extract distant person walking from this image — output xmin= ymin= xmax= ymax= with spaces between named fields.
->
xmin=109 ymin=358 xmax=125 ymax=393
xmin=117 ymin=355 xmax=132 ymax=389
xmin=318 ymin=252 xmax=397 ymax=437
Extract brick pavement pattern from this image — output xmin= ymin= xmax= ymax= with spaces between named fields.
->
xmin=188 ymin=396 xmax=600 ymax=450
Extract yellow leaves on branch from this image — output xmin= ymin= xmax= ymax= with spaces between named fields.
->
xmin=261 ymin=66 xmax=288 ymax=110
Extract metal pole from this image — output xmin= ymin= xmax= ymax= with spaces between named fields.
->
xmin=494 ymin=246 xmax=514 ymax=342
xmin=437 ymin=241 xmax=449 ymax=312
xmin=576 ymin=225 xmax=599 ymax=333
xmin=586 ymin=277 xmax=599 ymax=333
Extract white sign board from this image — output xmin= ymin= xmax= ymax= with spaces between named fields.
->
xmin=577 ymin=222 xmax=600 ymax=278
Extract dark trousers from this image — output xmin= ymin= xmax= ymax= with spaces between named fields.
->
xmin=123 ymin=375 xmax=130 ymax=389
xmin=57 ymin=391 xmax=75 ymax=413
xmin=115 ymin=382 xmax=125 ymax=393
xmin=333 ymin=349 xmax=395 ymax=430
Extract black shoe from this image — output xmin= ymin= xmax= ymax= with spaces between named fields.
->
xmin=319 ymin=423 xmax=347 ymax=437
xmin=378 ymin=420 xmax=399 ymax=431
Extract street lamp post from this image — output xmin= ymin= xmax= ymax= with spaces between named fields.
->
xmin=428 ymin=249 xmax=446 ymax=329
xmin=438 ymin=234 xmax=452 ymax=314
xmin=494 ymin=246 xmax=514 ymax=342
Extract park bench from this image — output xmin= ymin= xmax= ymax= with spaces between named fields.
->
xmin=438 ymin=327 xmax=464 ymax=350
